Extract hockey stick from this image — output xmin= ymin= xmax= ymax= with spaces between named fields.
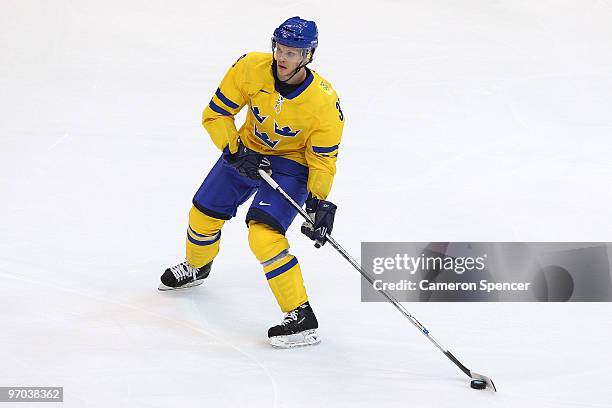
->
xmin=258 ymin=169 xmax=497 ymax=392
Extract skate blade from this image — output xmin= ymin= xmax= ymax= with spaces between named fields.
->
xmin=157 ymin=279 xmax=205 ymax=291
xmin=269 ymin=329 xmax=320 ymax=348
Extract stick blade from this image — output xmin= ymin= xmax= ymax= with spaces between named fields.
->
xmin=470 ymin=372 xmax=497 ymax=392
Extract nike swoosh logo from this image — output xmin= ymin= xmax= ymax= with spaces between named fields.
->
xmin=260 ymin=89 xmax=271 ymax=94
xmin=259 ymin=201 xmax=271 ymax=206
xmin=297 ymin=317 xmax=306 ymax=324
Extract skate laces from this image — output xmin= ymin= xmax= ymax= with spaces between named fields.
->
xmin=281 ymin=310 xmax=299 ymax=326
xmin=170 ymin=261 xmax=198 ymax=282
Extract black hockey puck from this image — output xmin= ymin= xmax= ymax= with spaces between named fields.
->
xmin=470 ymin=379 xmax=487 ymax=390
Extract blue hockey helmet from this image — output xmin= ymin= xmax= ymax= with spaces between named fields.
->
xmin=272 ymin=16 xmax=318 ymax=51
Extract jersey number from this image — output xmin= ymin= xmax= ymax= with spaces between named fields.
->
xmin=335 ymin=99 xmax=344 ymax=121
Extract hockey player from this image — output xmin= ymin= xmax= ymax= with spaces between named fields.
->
xmin=159 ymin=16 xmax=344 ymax=348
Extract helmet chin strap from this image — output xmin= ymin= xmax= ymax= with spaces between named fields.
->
xmin=279 ymin=64 xmax=305 ymax=83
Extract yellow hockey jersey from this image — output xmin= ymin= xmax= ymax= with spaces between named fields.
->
xmin=202 ymin=52 xmax=345 ymax=200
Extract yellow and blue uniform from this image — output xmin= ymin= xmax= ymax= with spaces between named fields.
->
xmin=187 ymin=52 xmax=344 ymax=312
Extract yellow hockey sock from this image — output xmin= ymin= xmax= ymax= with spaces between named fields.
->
xmin=186 ymin=206 xmax=224 ymax=268
xmin=248 ymin=221 xmax=308 ymax=312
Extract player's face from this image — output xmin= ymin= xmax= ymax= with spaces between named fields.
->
xmin=274 ymin=43 xmax=305 ymax=80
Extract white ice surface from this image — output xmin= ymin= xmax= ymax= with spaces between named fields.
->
xmin=2 ymin=1 xmax=612 ymax=407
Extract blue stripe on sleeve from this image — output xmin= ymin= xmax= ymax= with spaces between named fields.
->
xmin=265 ymin=257 xmax=298 ymax=280
xmin=209 ymin=100 xmax=231 ymax=116
xmin=312 ymin=144 xmax=339 ymax=154
xmin=215 ymin=88 xmax=239 ymax=109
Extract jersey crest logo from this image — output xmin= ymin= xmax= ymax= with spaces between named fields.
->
xmin=274 ymin=121 xmax=301 ymax=138
xmin=254 ymin=124 xmax=279 ymax=149
xmin=251 ymin=106 xmax=268 ymax=124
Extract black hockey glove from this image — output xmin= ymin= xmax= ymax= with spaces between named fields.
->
xmin=224 ymin=139 xmax=271 ymax=180
xmin=301 ymin=196 xmax=337 ymax=247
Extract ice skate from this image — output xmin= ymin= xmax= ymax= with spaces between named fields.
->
xmin=268 ymin=302 xmax=320 ymax=348
xmin=158 ymin=260 xmax=212 ymax=291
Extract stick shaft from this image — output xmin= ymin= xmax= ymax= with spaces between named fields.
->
xmin=258 ymin=170 xmax=472 ymax=377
